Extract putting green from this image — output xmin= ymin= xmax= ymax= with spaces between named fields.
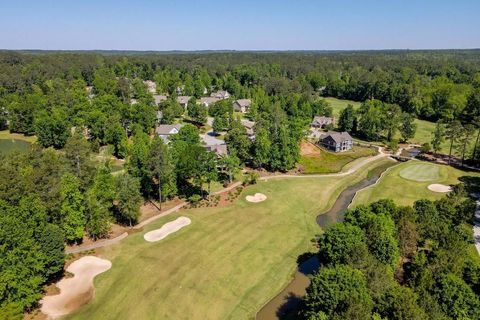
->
xmin=399 ymin=163 xmax=440 ymax=182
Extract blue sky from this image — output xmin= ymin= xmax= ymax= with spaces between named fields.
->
xmin=1 ymin=0 xmax=479 ymax=50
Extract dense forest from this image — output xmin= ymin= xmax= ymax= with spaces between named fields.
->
xmin=298 ymin=184 xmax=480 ymax=320
xmin=1 ymin=50 xmax=480 ymax=318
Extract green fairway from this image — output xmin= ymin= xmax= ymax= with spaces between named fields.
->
xmin=352 ymin=161 xmax=480 ymax=207
xmin=399 ymin=163 xmax=440 ymax=182
xmin=324 ymin=97 xmax=361 ymax=118
xmin=67 ymin=158 xmax=393 ymax=320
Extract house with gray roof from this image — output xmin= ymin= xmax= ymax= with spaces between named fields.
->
xmin=155 ymin=124 xmax=184 ymax=144
xmin=311 ymin=116 xmax=334 ymax=129
xmin=240 ymin=119 xmax=256 ymax=139
xmin=199 ymin=96 xmax=220 ymax=107
xmin=153 ymin=94 xmax=168 ymax=106
xmin=319 ymin=131 xmax=353 ymax=152
xmin=177 ymin=96 xmax=191 ymax=108
xmin=204 ymin=143 xmax=228 ymax=157
xmin=233 ymin=99 xmax=252 ymax=113
xmin=210 ymin=90 xmax=230 ymax=100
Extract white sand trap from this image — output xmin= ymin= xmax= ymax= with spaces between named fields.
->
xmin=144 ymin=216 xmax=191 ymax=242
xmin=428 ymin=184 xmax=453 ymax=193
xmin=246 ymin=193 xmax=267 ymax=203
xmin=41 ymin=256 xmax=112 ymax=319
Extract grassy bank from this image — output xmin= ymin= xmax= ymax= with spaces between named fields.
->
xmin=67 ymin=158 xmax=393 ymax=320
xmin=299 ymin=141 xmax=377 ymax=174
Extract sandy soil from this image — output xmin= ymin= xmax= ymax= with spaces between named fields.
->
xmin=428 ymin=184 xmax=452 ymax=193
xmin=144 ymin=216 xmax=191 ymax=242
xmin=246 ymin=193 xmax=267 ymax=203
xmin=41 ymin=256 xmax=112 ymax=319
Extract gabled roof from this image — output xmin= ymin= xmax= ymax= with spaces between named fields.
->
xmin=205 ymin=144 xmax=228 ymax=156
xmin=234 ymin=99 xmax=252 ymax=107
xmin=155 ymin=124 xmax=184 ymax=135
xmin=177 ymin=96 xmax=191 ymax=104
xmin=210 ymin=90 xmax=230 ymax=99
xmin=199 ymin=97 xmax=220 ymax=105
xmin=312 ymin=116 xmax=333 ymax=124
xmin=320 ymin=131 xmax=352 ymax=144
xmin=153 ymin=95 xmax=168 ymax=105
xmin=240 ymin=119 xmax=255 ymax=129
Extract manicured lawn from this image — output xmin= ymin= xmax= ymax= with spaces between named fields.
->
xmin=299 ymin=142 xmax=377 ymax=174
xmin=68 ymin=158 xmax=393 ymax=320
xmin=324 ymin=97 xmax=361 ymax=118
xmin=322 ymin=98 xmax=451 ymax=152
xmin=0 ymin=130 xmax=37 ymax=143
xmin=398 ymin=163 xmax=440 ymax=182
xmin=352 ymin=161 xmax=480 ymax=207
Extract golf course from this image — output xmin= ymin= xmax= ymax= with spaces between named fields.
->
xmin=352 ymin=161 xmax=480 ymax=207
xmin=66 ymin=157 xmax=395 ymax=320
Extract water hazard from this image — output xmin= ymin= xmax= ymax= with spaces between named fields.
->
xmin=256 ymin=163 xmax=394 ymax=320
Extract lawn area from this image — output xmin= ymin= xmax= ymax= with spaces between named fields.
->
xmin=322 ymin=98 xmax=453 ymax=152
xmin=352 ymin=161 xmax=480 ymax=207
xmin=299 ymin=141 xmax=377 ymax=174
xmin=67 ymin=158 xmax=393 ymax=320
xmin=0 ymin=130 xmax=37 ymax=143
xmin=323 ymin=97 xmax=361 ymax=118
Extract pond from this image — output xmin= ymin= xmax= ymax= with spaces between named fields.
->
xmin=256 ymin=162 xmax=395 ymax=320
xmin=0 ymin=139 xmax=31 ymax=155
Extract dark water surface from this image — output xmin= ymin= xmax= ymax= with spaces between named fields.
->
xmin=256 ymin=164 xmax=394 ymax=320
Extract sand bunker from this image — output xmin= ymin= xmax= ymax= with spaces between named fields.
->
xmin=144 ymin=216 xmax=191 ymax=242
xmin=41 ymin=256 xmax=112 ymax=319
xmin=428 ymin=184 xmax=453 ymax=193
xmin=246 ymin=193 xmax=267 ymax=203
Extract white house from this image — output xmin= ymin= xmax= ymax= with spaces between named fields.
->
xmin=155 ymin=124 xmax=184 ymax=144
xmin=233 ymin=99 xmax=252 ymax=113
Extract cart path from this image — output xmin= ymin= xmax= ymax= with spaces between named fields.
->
xmin=66 ymin=150 xmax=389 ymax=254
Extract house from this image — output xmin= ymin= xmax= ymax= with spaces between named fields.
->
xmin=143 ymin=80 xmax=157 ymax=94
xmin=210 ymin=90 xmax=230 ymax=100
xmin=155 ymin=124 xmax=184 ymax=144
xmin=233 ymin=99 xmax=252 ymax=113
xmin=240 ymin=119 xmax=255 ymax=139
xmin=311 ymin=116 xmax=334 ymax=129
xmin=199 ymin=97 xmax=220 ymax=107
xmin=177 ymin=96 xmax=191 ymax=108
xmin=130 ymin=98 xmax=138 ymax=105
xmin=204 ymin=143 xmax=228 ymax=157
xmin=153 ymin=95 xmax=168 ymax=106
xmin=319 ymin=131 xmax=353 ymax=152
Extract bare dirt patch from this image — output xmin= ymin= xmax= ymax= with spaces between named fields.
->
xmin=40 ymin=256 xmax=112 ymax=319
xmin=144 ymin=216 xmax=191 ymax=242
xmin=246 ymin=193 xmax=267 ymax=203
xmin=428 ymin=184 xmax=452 ymax=193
